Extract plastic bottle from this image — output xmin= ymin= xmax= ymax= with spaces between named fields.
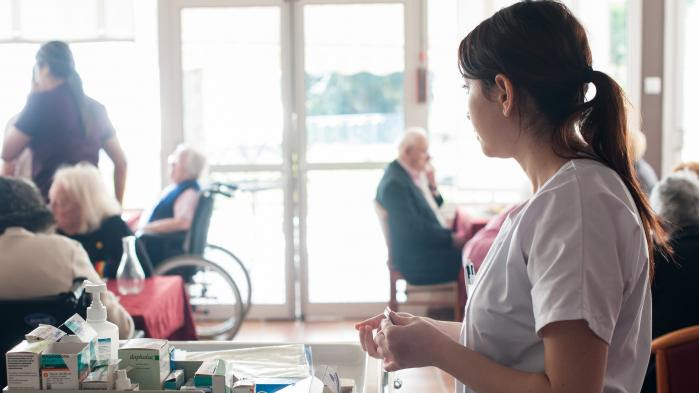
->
xmin=84 ymin=281 xmax=119 ymax=361
xmin=116 ymin=236 xmax=145 ymax=295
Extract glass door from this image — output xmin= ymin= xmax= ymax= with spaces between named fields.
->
xmin=161 ymin=0 xmax=414 ymax=320
xmin=297 ymin=1 xmax=410 ymax=318
xmin=164 ymin=0 xmax=294 ymax=318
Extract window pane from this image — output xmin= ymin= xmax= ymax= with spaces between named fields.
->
xmin=181 ymin=7 xmax=283 ymax=166
xmin=306 ymin=170 xmax=388 ymax=303
xmin=304 ymin=3 xmax=404 ymax=163
xmin=569 ymin=0 xmax=628 ymax=90
xmin=19 ymin=0 xmax=98 ymax=40
xmin=207 ymin=172 xmax=287 ymax=305
xmin=682 ymin=0 xmax=699 ymax=160
xmin=0 ymin=1 xmax=12 ymax=39
xmin=104 ymin=0 xmax=135 ymax=38
xmin=71 ymin=42 xmax=161 ymax=208
xmin=427 ymin=0 xmax=527 ymax=208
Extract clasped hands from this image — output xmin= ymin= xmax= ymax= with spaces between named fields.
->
xmin=355 ymin=310 xmax=451 ymax=372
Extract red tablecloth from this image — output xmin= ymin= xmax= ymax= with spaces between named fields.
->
xmin=107 ymin=276 xmax=197 ymax=340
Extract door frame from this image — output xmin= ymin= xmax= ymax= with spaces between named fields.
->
xmin=157 ymin=0 xmax=295 ymax=319
xmin=295 ymin=0 xmax=425 ymax=319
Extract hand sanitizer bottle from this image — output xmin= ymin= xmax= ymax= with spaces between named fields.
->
xmin=85 ymin=281 xmax=119 ymax=361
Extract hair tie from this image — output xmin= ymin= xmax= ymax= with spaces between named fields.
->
xmin=582 ymin=66 xmax=595 ymax=83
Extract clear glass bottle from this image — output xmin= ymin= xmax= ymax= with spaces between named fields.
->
xmin=116 ymin=236 xmax=145 ymax=295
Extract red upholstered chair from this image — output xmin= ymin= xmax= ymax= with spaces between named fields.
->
xmin=652 ymin=325 xmax=699 ymax=393
xmin=462 ymin=206 xmax=515 ymax=273
xmin=374 ymin=201 xmax=462 ymax=321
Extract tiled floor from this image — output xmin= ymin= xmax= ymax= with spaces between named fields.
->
xmin=235 ymin=320 xmax=455 ymax=393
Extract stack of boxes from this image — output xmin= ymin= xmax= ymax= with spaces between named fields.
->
xmin=4 ymin=319 xmax=356 ymax=393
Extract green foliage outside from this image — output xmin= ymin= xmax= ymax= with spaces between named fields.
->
xmin=305 ymin=72 xmax=403 ymax=116
xmin=610 ymin=3 xmax=627 ymax=70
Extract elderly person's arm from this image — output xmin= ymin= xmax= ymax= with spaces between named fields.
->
xmin=71 ymin=241 xmax=134 ymax=339
xmin=141 ymin=189 xmax=198 ymax=234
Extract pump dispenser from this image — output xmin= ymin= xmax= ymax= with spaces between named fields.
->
xmin=85 ymin=281 xmax=119 ymax=361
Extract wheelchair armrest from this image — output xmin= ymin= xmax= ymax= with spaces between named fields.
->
xmin=138 ymin=231 xmax=188 ymax=242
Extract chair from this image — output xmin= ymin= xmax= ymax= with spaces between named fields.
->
xmin=0 ymin=278 xmax=88 ymax=388
xmin=652 ymin=325 xmax=699 ymax=393
xmin=373 ymin=201 xmax=462 ymax=321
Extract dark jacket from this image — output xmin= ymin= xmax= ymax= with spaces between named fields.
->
xmin=61 ymin=215 xmax=153 ymax=279
xmin=375 ymin=160 xmax=461 ymax=285
xmin=652 ymin=225 xmax=699 ymax=338
xmin=641 ymin=225 xmax=699 ymax=393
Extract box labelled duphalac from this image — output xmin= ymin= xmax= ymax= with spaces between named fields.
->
xmin=40 ymin=341 xmax=92 ymax=390
xmin=5 ymin=340 xmax=52 ymax=390
xmin=118 ymin=338 xmax=171 ymax=390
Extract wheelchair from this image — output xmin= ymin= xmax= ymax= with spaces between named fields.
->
xmin=140 ymin=182 xmax=252 ymax=340
xmin=0 ymin=278 xmax=88 ymax=388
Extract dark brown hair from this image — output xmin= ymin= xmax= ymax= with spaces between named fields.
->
xmin=458 ymin=0 xmax=670 ymax=273
xmin=0 ymin=177 xmax=54 ymax=235
xmin=36 ymin=41 xmax=93 ymax=135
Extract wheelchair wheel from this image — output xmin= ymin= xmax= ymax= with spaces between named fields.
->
xmin=204 ymin=244 xmax=252 ymax=317
xmin=154 ymin=255 xmax=244 ymax=340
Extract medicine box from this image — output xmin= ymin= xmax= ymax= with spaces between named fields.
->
xmin=194 ymin=360 xmax=227 ymax=393
xmin=118 ymin=339 xmax=171 ymax=390
xmin=80 ymin=359 xmax=120 ymax=390
xmin=163 ymin=369 xmax=185 ymax=390
xmin=253 ymin=378 xmax=298 ymax=393
xmin=40 ymin=341 xmax=92 ymax=390
xmin=5 ymin=340 xmax=51 ymax=390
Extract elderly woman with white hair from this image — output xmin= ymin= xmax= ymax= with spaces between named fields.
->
xmin=139 ymin=144 xmax=206 ymax=265
xmin=49 ymin=163 xmax=146 ymax=279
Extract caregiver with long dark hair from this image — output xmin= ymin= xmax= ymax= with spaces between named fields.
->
xmin=1 ymin=41 xmax=127 ymax=203
xmin=357 ymin=2 xmax=671 ymax=392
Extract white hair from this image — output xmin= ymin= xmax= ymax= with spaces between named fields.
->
xmin=398 ymin=127 xmax=428 ymax=158
xmin=173 ymin=144 xmax=206 ymax=180
xmin=650 ymin=170 xmax=699 ymax=232
xmin=51 ymin=163 xmax=121 ymax=233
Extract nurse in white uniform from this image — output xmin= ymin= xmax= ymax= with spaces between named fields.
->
xmin=356 ymin=2 xmax=671 ymax=393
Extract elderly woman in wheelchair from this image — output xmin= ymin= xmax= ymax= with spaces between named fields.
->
xmin=139 ymin=144 xmax=206 ymax=265
xmin=137 ymin=144 xmax=251 ymax=339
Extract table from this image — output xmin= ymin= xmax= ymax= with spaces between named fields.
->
xmin=107 ymin=276 xmax=197 ymax=340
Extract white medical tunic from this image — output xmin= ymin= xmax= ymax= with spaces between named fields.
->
xmin=457 ymin=159 xmax=651 ymax=393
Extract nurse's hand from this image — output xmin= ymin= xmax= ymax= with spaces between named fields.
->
xmin=374 ymin=311 xmax=452 ymax=372
xmin=355 ymin=311 xmax=415 ymax=360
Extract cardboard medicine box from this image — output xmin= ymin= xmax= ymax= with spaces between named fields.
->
xmin=194 ymin=360 xmax=227 ymax=393
xmin=40 ymin=341 xmax=92 ymax=390
xmin=5 ymin=340 xmax=51 ymax=390
xmin=118 ymin=338 xmax=171 ymax=390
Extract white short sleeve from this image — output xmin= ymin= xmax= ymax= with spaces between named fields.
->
xmin=523 ymin=176 xmax=635 ymax=344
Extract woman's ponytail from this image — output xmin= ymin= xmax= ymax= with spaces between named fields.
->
xmin=36 ymin=41 xmax=93 ymax=136
xmin=65 ymin=71 xmax=93 ymax=136
xmin=581 ymin=70 xmax=671 ymax=275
